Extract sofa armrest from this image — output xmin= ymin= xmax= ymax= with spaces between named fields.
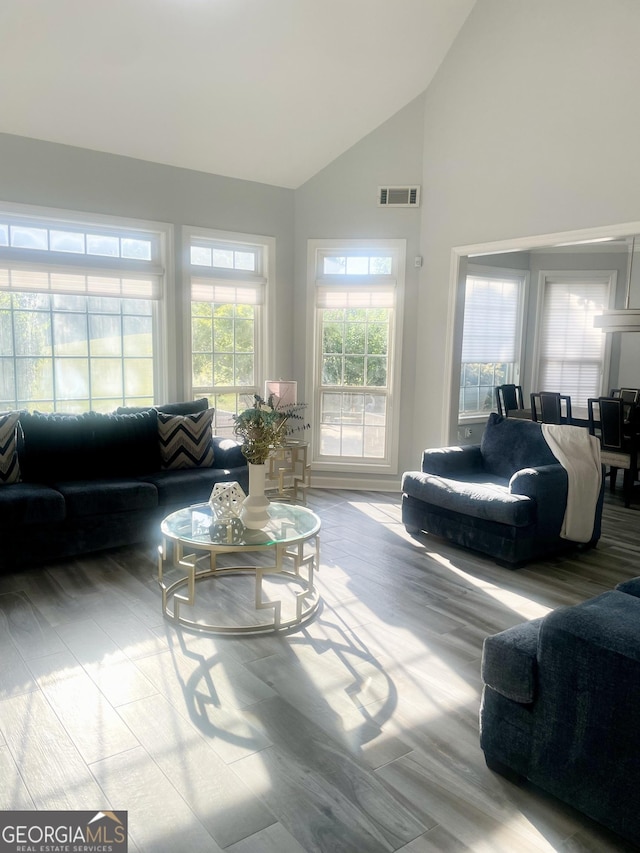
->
xmin=212 ymin=436 xmax=246 ymax=470
xmin=509 ymin=464 xmax=567 ymax=498
xmin=615 ymin=576 xmax=640 ymax=598
xmin=482 ymin=618 xmax=542 ymax=703
xmin=421 ymin=444 xmax=483 ymax=477
xmin=509 ymin=464 xmax=568 ymax=538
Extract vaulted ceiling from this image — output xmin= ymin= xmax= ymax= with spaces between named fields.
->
xmin=0 ymin=0 xmax=475 ymax=188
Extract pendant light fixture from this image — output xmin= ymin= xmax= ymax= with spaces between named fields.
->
xmin=594 ymin=235 xmax=640 ymax=332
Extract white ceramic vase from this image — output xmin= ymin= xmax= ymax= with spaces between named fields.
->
xmin=241 ymin=462 xmax=271 ymax=529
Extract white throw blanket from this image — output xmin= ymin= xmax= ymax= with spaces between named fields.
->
xmin=541 ymin=423 xmax=602 ymax=543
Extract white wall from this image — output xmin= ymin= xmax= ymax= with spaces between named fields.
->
xmin=294 ymin=95 xmax=426 ymax=485
xmin=0 ymin=132 xmax=295 ymax=399
xmin=416 ymin=0 xmax=640 ymax=454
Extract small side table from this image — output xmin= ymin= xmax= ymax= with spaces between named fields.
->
xmin=265 ymin=441 xmax=311 ymax=504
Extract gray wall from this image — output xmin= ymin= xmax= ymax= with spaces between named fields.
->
xmin=0 ymin=132 xmax=295 ymax=399
xmin=294 ymin=95 xmax=426 ymax=485
xmin=416 ymin=0 xmax=640 ymax=454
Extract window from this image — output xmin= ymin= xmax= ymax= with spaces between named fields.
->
xmin=0 ymin=205 xmax=168 ymax=412
xmin=536 ymin=272 xmax=613 ymax=407
xmin=187 ymin=229 xmax=271 ymax=435
xmin=459 ymin=269 xmax=526 ymax=417
xmin=308 ymin=240 xmax=405 ymax=471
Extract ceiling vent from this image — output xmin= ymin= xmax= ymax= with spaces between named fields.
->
xmin=378 ymin=186 xmax=421 ymax=208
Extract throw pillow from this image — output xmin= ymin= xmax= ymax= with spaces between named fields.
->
xmin=0 ymin=412 xmax=21 ymax=484
xmin=158 ymin=408 xmax=215 ymax=470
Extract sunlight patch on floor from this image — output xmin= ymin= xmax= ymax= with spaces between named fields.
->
xmin=420 ymin=552 xmax=552 ymax=621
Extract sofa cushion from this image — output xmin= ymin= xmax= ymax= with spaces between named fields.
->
xmin=211 ymin=436 xmax=246 ymax=470
xmin=54 ymin=479 xmax=158 ymax=518
xmin=158 ymin=409 xmax=215 ymax=470
xmin=0 ymin=411 xmax=21 ymax=484
xmin=0 ymin=482 xmax=66 ymax=527
xmin=402 ymin=471 xmax=536 ymax=527
xmin=19 ymin=410 xmax=160 ymax=482
xmin=87 ymin=410 xmax=159 ymax=476
xmin=481 ymin=413 xmax=558 ymax=480
xmin=142 ymin=467 xmax=240 ymax=508
xmin=19 ymin=412 xmax=96 ymax=482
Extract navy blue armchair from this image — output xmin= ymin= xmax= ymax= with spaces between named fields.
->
xmin=401 ymin=413 xmax=603 ymax=566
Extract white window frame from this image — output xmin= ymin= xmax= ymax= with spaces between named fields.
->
xmin=306 ymin=238 xmax=405 ymax=474
xmin=182 ymin=226 xmax=275 ymax=420
xmin=532 ymin=269 xmax=616 ymax=405
xmin=0 ymin=199 xmax=173 ymax=408
xmin=459 ymin=264 xmax=528 ymax=421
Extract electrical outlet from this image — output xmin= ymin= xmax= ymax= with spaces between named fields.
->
xmin=464 ymin=427 xmax=472 ymax=438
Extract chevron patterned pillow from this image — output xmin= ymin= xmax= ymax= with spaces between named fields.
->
xmin=158 ymin=408 xmax=215 ymax=470
xmin=0 ymin=411 xmax=21 ymax=484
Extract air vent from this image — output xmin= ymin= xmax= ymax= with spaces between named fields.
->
xmin=378 ymin=185 xmax=421 ymax=208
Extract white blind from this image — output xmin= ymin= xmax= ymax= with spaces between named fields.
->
xmin=461 ymin=277 xmax=521 ymax=362
xmin=191 ymin=277 xmax=264 ymax=305
xmin=0 ymin=264 xmax=160 ymax=299
xmin=538 ymin=278 xmax=609 ymax=406
xmin=316 ymin=284 xmax=395 ymax=309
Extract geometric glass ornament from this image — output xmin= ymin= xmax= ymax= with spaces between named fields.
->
xmin=208 ymin=481 xmax=246 ymax=520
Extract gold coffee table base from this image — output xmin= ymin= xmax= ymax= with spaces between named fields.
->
xmin=157 ymin=503 xmax=321 ymax=635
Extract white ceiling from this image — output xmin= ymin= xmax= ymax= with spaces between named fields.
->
xmin=0 ymin=0 xmax=475 ymax=189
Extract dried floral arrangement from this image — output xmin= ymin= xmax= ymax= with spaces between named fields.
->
xmin=233 ymin=394 xmax=309 ymax=465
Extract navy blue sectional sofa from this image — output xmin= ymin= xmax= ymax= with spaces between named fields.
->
xmin=480 ymin=578 xmax=640 ymax=845
xmin=401 ymin=414 xmax=603 ymax=566
xmin=0 ymin=399 xmax=248 ymax=570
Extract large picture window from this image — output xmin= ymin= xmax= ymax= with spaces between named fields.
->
xmin=308 ymin=240 xmax=405 ymax=471
xmin=187 ymin=229 xmax=270 ymax=435
xmin=459 ymin=269 xmax=526 ymax=417
xmin=0 ymin=205 xmax=168 ymax=412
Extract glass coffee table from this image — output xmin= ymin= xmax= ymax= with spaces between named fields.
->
xmin=158 ymin=501 xmax=321 ymax=634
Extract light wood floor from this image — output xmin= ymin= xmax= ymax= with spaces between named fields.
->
xmin=1 ymin=490 xmax=639 ymax=852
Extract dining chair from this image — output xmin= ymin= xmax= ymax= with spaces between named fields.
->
xmin=620 ymin=388 xmax=640 ymax=402
xmin=619 ymin=388 xmax=640 ymax=421
xmin=588 ymin=396 xmax=639 ymax=507
xmin=610 ymin=388 xmax=640 ymax=423
xmin=495 ymin=384 xmax=525 ymax=417
xmin=530 ymin=392 xmax=572 ymax=425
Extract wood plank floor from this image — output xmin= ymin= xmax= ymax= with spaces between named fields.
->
xmin=1 ymin=489 xmax=639 ymax=852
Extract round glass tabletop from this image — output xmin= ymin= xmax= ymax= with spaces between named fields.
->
xmin=161 ymin=501 xmax=321 ymax=549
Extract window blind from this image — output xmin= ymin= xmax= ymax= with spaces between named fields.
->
xmin=461 ymin=277 xmax=520 ymax=362
xmin=538 ymin=278 xmax=609 ymax=405
xmin=191 ymin=277 xmax=264 ymax=305
xmin=316 ymin=284 xmax=395 ymax=309
xmin=0 ymin=265 xmax=160 ymax=299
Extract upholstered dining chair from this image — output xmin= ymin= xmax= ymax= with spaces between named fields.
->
xmin=588 ymin=396 xmax=639 ymax=507
xmin=530 ymin=392 xmax=572 ymax=425
xmin=495 ymin=384 xmax=525 ymax=417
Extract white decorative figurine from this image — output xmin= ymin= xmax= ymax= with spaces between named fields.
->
xmin=208 ymin=481 xmax=246 ymax=520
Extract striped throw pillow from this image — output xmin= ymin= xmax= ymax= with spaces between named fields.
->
xmin=0 ymin=412 xmax=21 ymax=485
xmin=158 ymin=408 xmax=215 ymax=470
